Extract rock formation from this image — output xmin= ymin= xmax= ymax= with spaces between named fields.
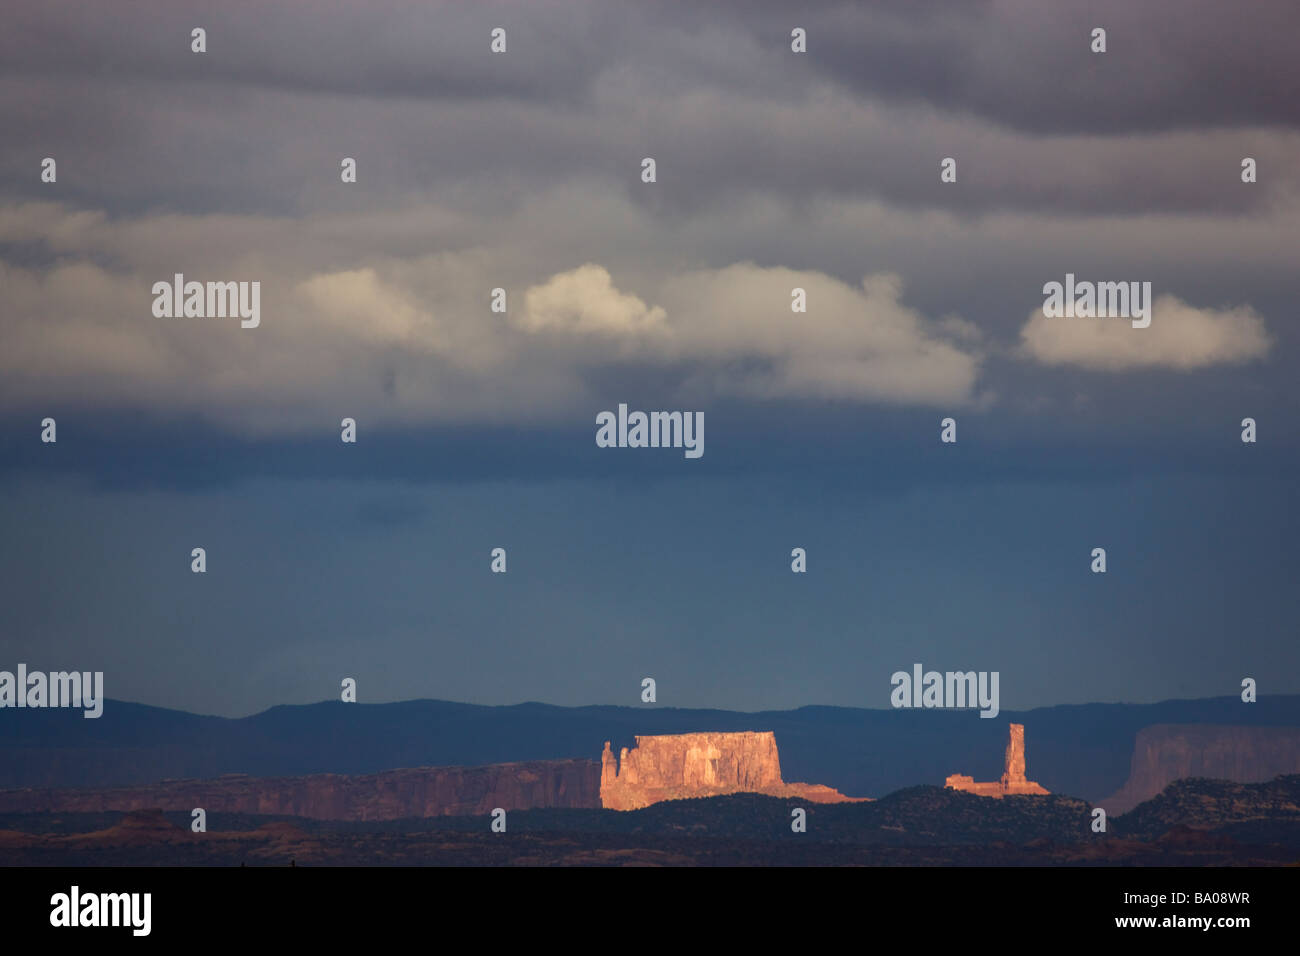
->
xmin=1101 ymin=724 xmax=1300 ymax=814
xmin=600 ymin=731 xmax=864 ymax=810
xmin=1002 ymin=722 xmax=1028 ymax=784
xmin=945 ymin=723 xmax=1049 ymax=797
xmin=0 ymin=759 xmax=601 ymax=821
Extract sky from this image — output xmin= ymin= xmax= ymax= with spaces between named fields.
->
xmin=1 ymin=0 xmax=1296 ymax=717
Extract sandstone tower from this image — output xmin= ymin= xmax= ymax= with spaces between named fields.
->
xmin=1001 ymin=722 xmax=1029 ymax=788
xmin=945 ymin=722 xmax=1050 ymax=797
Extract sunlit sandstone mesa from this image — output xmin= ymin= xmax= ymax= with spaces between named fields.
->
xmin=945 ymin=723 xmax=1050 ymax=798
xmin=600 ymin=731 xmax=865 ymax=810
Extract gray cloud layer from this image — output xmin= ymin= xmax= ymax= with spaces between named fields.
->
xmin=4 ymin=0 xmax=1299 ymax=217
xmin=1 ymin=0 xmax=1295 ymax=438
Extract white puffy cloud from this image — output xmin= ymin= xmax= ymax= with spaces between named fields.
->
xmin=1018 ymin=294 xmax=1271 ymax=370
xmin=511 ymin=262 xmax=982 ymax=405
xmin=653 ymin=265 xmax=980 ymax=404
xmin=0 ymin=202 xmax=987 ymax=432
xmin=7 ymin=193 xmax=1282 ymax=437
xmin=518 ymin=263 xmax=668 ymax=337
xmin=296 ymin=268 xmax=439 ymax=348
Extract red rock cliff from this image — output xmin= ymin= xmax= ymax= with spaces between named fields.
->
xmin=0 ymin=759 xmax=601 ymax=821
xmin=600 ymin=731 xmax=863 ymax=809
xmin=1102 ymin=724 xmax=1300 ymax=813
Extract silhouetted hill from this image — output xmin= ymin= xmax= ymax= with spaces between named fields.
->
xmin=4 ymin=695 xmax=1299 ymax=803
xmin=5 ymin=776 xmax=1300 ymax=866
xmin=1115 ymin=774 xmax=1300 ymax=845
xmin=494 ymin=787 xmax=1097 ymax=846
xmin=0 ymin=787 xmax=1091 ymax=845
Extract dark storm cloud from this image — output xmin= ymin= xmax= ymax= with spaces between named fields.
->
xmin=0 ymin=0 xmax=616 ymax=104
xmin=2 ymin=0 xmax=1297 ymax=218
xmin=706 ymin=0 xmax=1300 ymax=134
xmin=12 ymin=1 xmax=1296 ymax=133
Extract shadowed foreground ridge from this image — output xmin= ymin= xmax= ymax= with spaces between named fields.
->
xmin=2 ymin=776 xmax=1297 ymax=866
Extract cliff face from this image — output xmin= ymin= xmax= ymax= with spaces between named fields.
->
xmin=600 ymin=732 xmax=863 ymax=810
xmin=1103 ymin=724 xmax=1300 ymax=814
xmin=0 ymin=759 xmax=601 ymax=821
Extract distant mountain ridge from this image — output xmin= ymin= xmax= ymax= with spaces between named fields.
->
xmin=4 ymin=695 xmax=1299 ymax=803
